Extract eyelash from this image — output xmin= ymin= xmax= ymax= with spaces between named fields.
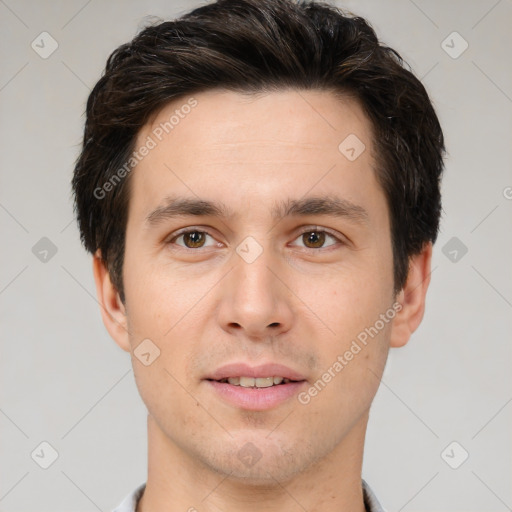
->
xmin=166 ymin=226 xmax=345 ymax=252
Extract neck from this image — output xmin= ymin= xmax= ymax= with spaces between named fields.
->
xmin=137 ymin=413 xmax=368 ymax=512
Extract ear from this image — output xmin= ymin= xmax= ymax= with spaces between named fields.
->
xmin=390 ymin=242 xmax=433 ymax=348
xmin=92 ymin=250 xmax=131 ymax=352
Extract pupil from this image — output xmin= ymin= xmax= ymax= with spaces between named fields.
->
xmin=305 ymin=231 xmax=325 ymax=248
xmin=185 ymin=231 xmax=204 ymax=248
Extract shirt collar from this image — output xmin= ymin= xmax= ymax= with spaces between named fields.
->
xmin=362 ymin=478 xmax=385 ymax=512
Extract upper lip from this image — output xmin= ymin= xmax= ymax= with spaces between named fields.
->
xmin=206 ymin=362 xmax=306 ymax=382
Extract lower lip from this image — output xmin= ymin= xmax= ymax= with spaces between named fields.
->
xmin=206 ymin=380 xmax=307 ymax=411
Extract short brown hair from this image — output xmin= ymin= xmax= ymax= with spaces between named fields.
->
xmin=72 ymin=0 xmax=445 ymax=303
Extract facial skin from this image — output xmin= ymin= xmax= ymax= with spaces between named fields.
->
xmin=93 ymin=89 xmax=432 ymax=512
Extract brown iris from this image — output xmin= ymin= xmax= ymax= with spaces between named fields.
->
xmin=302 ymin=231 xmax=326 ymax=248
xmin=182 ymin=231 xmax=207 ymax=248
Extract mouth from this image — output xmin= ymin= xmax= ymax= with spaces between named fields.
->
xmin=208 ymin=376 xmax=301 ymax=388
xmin=204 ymin=363 xmax=307 ymax=410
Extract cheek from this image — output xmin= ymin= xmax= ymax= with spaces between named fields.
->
xmin=299 ymin=321 xmax=390 ymax=430
xmin=293 ymin=259 xmax=393 ymax=340
xmin=295 ymin=262 xmax=393 ymax=401
xmin=131 ymin=355 xmax=203 ymax=440
xmin=124 ymin=254 xmax=196 ymax=340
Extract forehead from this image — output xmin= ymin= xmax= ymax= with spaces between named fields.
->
xmin=128 ymin=88 xmax=380 ymax=223
xmin=141 ymin=88 xmax=372 ymax=154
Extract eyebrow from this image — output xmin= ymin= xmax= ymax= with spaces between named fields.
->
xmin=145 ymin=194 xmax=369 ymax=227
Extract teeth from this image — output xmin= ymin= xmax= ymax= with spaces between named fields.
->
xmin=224 ymin=376 xmax=290 ymax=388
xmin=239 ymin=376 xmax=255 ymax=387
xmin=255 ymin=377 xmax=274 ymax=388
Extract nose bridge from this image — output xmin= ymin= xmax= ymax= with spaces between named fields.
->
xmin=233 ymin=234 xmax=279 ymax=308
xmin=219 ymin=234 xmax=293 ymax=336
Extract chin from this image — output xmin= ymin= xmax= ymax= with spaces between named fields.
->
xmin=199 ymin=435 xmax=321 ymax=485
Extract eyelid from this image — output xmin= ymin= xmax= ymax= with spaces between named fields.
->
xmin=295 ymin=225 xmax=345 ymax=241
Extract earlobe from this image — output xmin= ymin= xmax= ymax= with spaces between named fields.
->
xmin=92 ymin=250 xmax=131 ymax=352
xmin=389 ymin=243 xmax=433 ymax=348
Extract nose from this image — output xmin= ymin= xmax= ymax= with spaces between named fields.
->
xmin=216 ymin=244 xmax=294 ymax=340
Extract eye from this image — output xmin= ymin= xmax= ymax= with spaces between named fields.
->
xmin=168 ymin=229 xmax=218 ymax=249
xmin=290 ymin=228 xmax=342 ymax=250
xmin=166 ymin=227 xmax=344 ymax=251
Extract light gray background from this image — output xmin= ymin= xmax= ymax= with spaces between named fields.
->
xmin=1 ymin=0 xmax=511 ymax=511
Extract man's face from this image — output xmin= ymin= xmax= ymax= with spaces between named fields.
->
xmin=121 ymin=89 xmax=395 ymax=482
